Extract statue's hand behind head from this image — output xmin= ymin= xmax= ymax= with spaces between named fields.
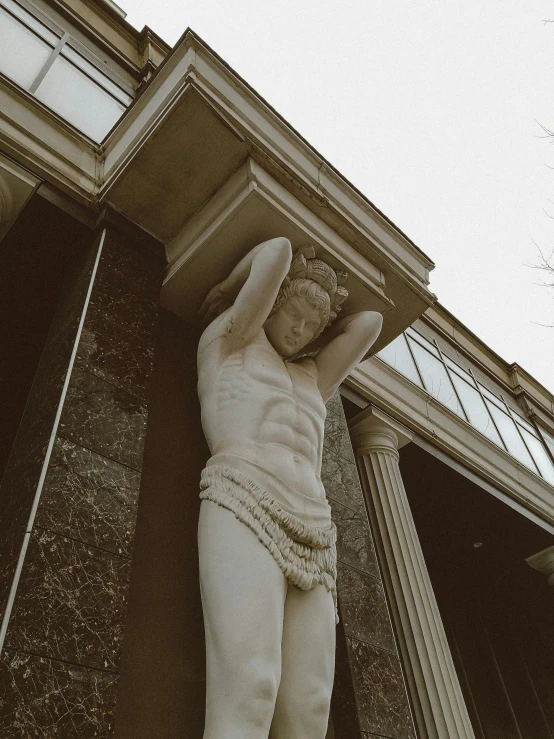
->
xmin=197 ymin=281 xmax=233 ymax=326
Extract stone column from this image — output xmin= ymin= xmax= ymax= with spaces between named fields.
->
xmin=323 ymin=393 xmax=417 ymax=739
xmin=526 ymin=546 xmax=554 ymax=587
xmin=350 ymin=406 xmax=476 ymax=739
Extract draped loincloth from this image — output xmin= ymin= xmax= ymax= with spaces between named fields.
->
xmin=200 ymin=465 xmax=338 ymax=623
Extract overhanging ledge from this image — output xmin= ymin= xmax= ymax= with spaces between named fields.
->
xmin=100 ymin=30 xmax=436 ymax=349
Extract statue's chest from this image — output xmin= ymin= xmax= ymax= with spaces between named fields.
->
xmin=219 ymin=345 xmax=324 ymax=418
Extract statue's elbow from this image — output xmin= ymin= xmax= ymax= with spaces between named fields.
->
xmin=267 ymin=237 xmax=292 ymax=261
xmin=355 ymin=310 xmax=383 ymax=334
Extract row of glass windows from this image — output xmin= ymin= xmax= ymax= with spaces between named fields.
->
xmin=1 ymin=0 xmax=133 ymax=142
xmin=375 ymin=328 xmax=554 ymax=486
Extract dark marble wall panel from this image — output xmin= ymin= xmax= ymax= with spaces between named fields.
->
xmin=329 ymin=498 xmax=379 ymax=579
xmin=324 ymin=411 xmax=357 ymax=464
xmin=74 ymin=232 xmax=164 ymax=404
xmin=0 ymin=242 xmax=99 ymax=547
xmin=0 ymin=225 xmax=164 ymax=737
xmin=332 ymin=621 xmax=363 ymax=739
xmin=0 ymin=535 xmax=22 ymax=623
xmin=58 ymin=367 xmax=147 ymax=471
xmin=35 ymin=437 xmax=141 ymax=557
xmin=113 ymin=312 xmax=208 ymax=739
xmin=93 ymin=234 xmax=164 ymax=306
xmin=86 ymin=275 xmax=158 ymax=344
xmin=5 ymin=528 xmax=130 ymax=672
xmin=322 ymin=447 xmax=365 ymax=513
xmin=348 ymin=638 xmax=416 ymax=739
xmin=0 ymin=437 xmax=49 ymax=547
xmin=76 ymin=310 xmax=154 ymax=402
xmin=325 ymin=391 xmax=345 ymax=419
xmin=324 ymin=390 xmax=416 ymax=739
xmin=337 ymin=563 xmax=396 ymax=652
xmin=0 ymin=648 xmax=118 ymax=738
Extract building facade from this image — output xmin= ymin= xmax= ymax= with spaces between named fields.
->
xmin=0 ymin=1 xmax=553 ymax=737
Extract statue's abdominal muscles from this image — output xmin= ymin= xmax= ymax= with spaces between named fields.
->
xmin=202 ymin=342 xmax=326 ymax=500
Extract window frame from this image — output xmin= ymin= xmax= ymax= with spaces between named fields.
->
xmin=0 ymin=0 xmax=135 ymax=113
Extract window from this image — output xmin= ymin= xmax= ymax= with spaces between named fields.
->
xmin=0 ymin=0 xmax=133 ymax=141
xmin=375 ymin=328 xmax=554 ymax=485
xmin=407 ymin=336 xmax=465 ymax=417
xmin=376 ymin=333 xmax=423 ymax=387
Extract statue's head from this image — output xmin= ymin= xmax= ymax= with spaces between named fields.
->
xmin=264 ymin=246 xmax=348 ymax=357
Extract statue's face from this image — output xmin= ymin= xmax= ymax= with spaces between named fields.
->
xmin=264 ymin=295 xmax=324 ymax=357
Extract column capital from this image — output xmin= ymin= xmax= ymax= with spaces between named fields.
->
xmin=526 ymin=545 xmax=554 ymax=587
xmin=349 ymin=405 xmax=412 ymax=457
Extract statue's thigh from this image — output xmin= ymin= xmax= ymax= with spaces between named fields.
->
xmin=198 ymin=500 xmax=287 ymax=669
xmin=279 ymin=584 xmax=336 ymax=693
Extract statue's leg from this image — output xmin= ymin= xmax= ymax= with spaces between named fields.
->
xmin=198 ymin=500 xmax=287 ymax=739
xmin=269 ymin=584 xmax=336 ymax=739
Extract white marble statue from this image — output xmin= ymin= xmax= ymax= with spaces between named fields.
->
xmin=197 ymin=238 xmax=382 ymax=739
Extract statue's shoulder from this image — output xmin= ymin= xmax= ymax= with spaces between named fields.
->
xmin=198 ymin=316 xmax=268 ymax=362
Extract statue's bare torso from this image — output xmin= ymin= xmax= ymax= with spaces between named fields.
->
xmin=198 ymin=328 xmax=327 ymax=500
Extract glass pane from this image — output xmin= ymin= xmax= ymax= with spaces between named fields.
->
xmin=406 ymin=328 xmax=440 ymax=356
xmin=62 ymin=46 xmax=133 ymax=104
xmin=376 ymin=334 xmax=423 ymax=387
xmin=0 ymin=8 xmax=54 ymax=89
xmin=478 ymin=384 xmax=504 ymax=409
xmin=408 ymin=339 xmax=464 ymax=416
xmin=35 ymin=56 xmax=126 ymax=141
xmin=511 ymin=413 xmax=536 ymax=435
xmin=2 ymin=0 xmax=59 ymax=44
xmin=519 ymin=428 xmax=554 ymax=485
xmin=485 ymin=401 xmax=538 ymax=471
xmin=444 ymin=355 xmax=474 ymax=383
xmin=449 ymin=373 xmax=503 ymax=445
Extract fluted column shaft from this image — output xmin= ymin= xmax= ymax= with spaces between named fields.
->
xmin=351 ymin=407 xmax=476 ymax=739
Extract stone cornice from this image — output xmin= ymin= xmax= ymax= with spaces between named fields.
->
xmin=182 ymin=31 xmax=436 ymax=287
xmin=99 ymin=30 xmax=435 ymax=300
xmin=347 ymin=358 xmax=554 ymax=526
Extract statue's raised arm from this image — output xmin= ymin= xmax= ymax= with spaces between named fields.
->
xmin=198 ymin=236 xmax=292 ymax=352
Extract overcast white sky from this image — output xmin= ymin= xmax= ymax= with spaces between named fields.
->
xmin=124 ymin=0 xmax=554 ymax=393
